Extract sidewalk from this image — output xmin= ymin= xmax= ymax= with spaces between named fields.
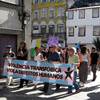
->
xmin=0 ymin=71 xmax=100 ymax=100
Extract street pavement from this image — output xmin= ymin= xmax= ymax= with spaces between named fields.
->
xmin=0 ymin=71 xmax=100 ymax=100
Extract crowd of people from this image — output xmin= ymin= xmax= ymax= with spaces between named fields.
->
xmin=2 ymin=41 xmax=100 ymax=94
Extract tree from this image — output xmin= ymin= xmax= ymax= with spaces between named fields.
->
xmin=92 ymin=37 xmax=100 ymax=50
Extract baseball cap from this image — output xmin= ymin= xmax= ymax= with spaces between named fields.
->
xmin=6 ymin=45 xmax=12 ymax=48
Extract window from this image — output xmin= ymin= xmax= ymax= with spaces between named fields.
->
xmin=34 ymin=12 xmax=38 ymax=20
xmin=41 ymin=25 xmax=46 ymax=33
xmin=57 ymin=24 xmax=64 ymax=33
xmin=78 ymin=27 xmax=85 ymax=36
xmin=49 ymin=0 xmax=54 ymax=3
xmin=41 ymin=11 xmax=46 ymax=20
xmin=41 ymin=0 xmax=46 ymax=3
xmin=49 ymin=10 xmax=54 ymax=19
xmin=93 ymin=26 xmax=100 ymax=36
xmin=92 ymin=8 xmax=99 ymax=18
xmin=33 ymin=26 xmax=39 ymax=34
xmin=49 ymin=25 xmax=55 ymax=33
xmin=34 ymin=0 xmax=38 ymax=4
xmin=57 ymin=7 xmax=64 ymax=19
xmin=68 ymin=11 xmax=74 ymax=19
xmin=68 ymin=27 xmax=74 ymax=36
xmin=79 ymin=10 xmax=85 ymax=19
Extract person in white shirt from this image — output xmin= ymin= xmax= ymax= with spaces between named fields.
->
xmin=79 ymin=46 xmax=90 ymax=87
xmin=31 ymin=47 xmax=43 ymax=90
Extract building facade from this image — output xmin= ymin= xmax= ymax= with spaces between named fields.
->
xmin=32 ymin=0 xmax=66 ymax=48
xmin=66 ymin=0 xmax=100 ymax=49
xmin=0 ymin=0 xmax=32 ymax=78
xmin=66 ymin=6 xmax=100 ymax=49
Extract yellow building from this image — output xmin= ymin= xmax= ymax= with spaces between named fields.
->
xmin=32 ymin=0 xmax=66 ymax=47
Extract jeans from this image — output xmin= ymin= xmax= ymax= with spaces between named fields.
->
xmin=68 ymin=72 xmax=79 ymax=93
xmin=88 ymin=65 xmax=91 ymax=74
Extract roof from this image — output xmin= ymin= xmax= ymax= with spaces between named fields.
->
xmin=67 ymin=0 xmax=100 ymax=9
xmin=66 ymin=5 xmax=100 ymax=11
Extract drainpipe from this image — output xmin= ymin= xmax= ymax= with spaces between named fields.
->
xmin=22 ymin=0 xmax=25 ymax=41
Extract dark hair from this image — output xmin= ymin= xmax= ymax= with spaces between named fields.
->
xmin=77 ymin=48 xmax=80 ymax=52
xmin=41 ymin=45 xmax=44 ymax=48
xmin=92 ymin=47 xmax=96 ymax=51
xmin=18 ymin=41 xmax=27 ymax=52
xmin=65 ymin=44 xmax=68 ymax=47
xmin=81 ymin=46 xmax=87 ymax=54
xmin=35 ymin=47 xmax=39 ymax=50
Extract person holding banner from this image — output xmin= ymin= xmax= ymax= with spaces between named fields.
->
xmin=67 ymin=47 xmax=80 ymax=94
xmin=41 ymin=44 xmax=61 ymax=93
xmin=31 ymin=47 xmax=43 ymax=90
xmin=17 ymin=41 xmax=29 ymax=88
xmin=2 ymin=45 xmax=16 ymax=86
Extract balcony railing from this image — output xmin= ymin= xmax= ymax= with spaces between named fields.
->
xmin=32 ymin=32 xmax=66 ymax=39
xmin=49 ymin=16 xmax=54 ymax=19
xmin=41 ymin=17 xmax=46 ymax=20
xmin=58 ymin=0 xmax=63 ymax=2
xmin=57 ymin=16 xmax=64 ymax=19
xmin=34 ymin=18 xmax=38 ymax=20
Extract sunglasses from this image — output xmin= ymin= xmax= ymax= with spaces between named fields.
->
xmin=51 ymin=47 xmax=54 ymax=48
xmin=7 ymin=47 xmax=11 ymax=49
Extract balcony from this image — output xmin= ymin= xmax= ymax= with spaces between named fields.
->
xmin=34 ymin=18 xmax=38 ymax=20
xmin=41 ymin=17 xmax=46 ymax=20
xmin=49 ymin=16 xmax=54 ymax=19
xmin=57 ymin=16 xmax=64 ymax=19
xmin=32 ymin=32 xmax=66 ymax=39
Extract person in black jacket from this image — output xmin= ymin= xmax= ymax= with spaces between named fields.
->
xmin=2 ymin=45 xmax=16 ymax=86
xmin=17 ymin=41 xmax=29 ymax=88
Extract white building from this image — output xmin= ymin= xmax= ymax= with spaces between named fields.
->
xmin=66 ymin=6 xmax=100 ymax=49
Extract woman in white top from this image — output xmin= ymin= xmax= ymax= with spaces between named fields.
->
xmin=31 ymin=47 xmax=43 ymax=90
xmin=79 ymin=46 xmax=90 ymax=87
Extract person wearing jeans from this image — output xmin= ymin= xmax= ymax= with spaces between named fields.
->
xmin=67 ymin=47 xmax=80 ymax=94
xmin=68 ymin=72 xmax=79 ymax=93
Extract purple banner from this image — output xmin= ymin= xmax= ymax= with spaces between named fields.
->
xmin=48 ymin=36 xmax=59 ymax=47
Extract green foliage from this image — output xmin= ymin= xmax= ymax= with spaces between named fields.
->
xmin=92 ymin=37 xmax=100 ymax=50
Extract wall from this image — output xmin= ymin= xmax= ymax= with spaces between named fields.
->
xmin=24 ymin=0 xmax=32 ymax=59
xmin=0 ymin=0 xmax=19 ymax=5
xmin=66 ymin=7 xmax=100 ymax=45
xmin=0 ymin=7 xmax=21 ymax=29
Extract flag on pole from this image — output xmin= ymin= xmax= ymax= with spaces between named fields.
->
xmin=76 ymin=41 xmax=81 ymax=49
xmin=30 ymin=38 xmax=41 ymax=56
